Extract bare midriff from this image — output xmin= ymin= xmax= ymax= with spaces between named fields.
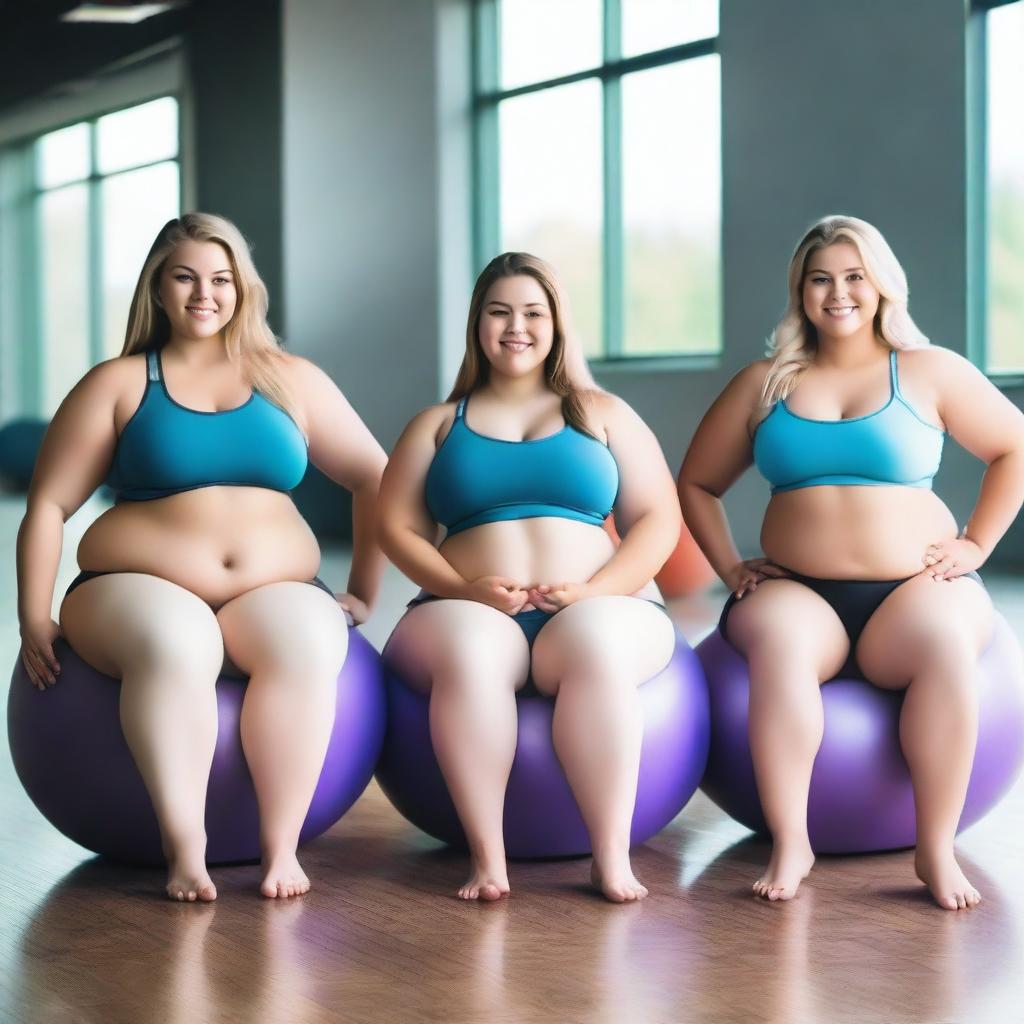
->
xmin=438 ymin=517 xmax=661 ymax=605
xmin=761 ymin=486 xmax=959 ymax=580
xmin=75 ymin=486 xmax=321 ymax=608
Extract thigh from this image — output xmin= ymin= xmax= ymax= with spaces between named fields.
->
xmin=856 ymin=573 xmax=994 ymax=689
xmin=382 ymin=599 xmax=530 ymax=696
xmin=59 ymin=572 xmax=223 ymax=679
xmin=724 ymin=578 xmax=849 ymax=683
xmin=530 ymin=597 xmax=676 ymax=697
xmin=216 ymin=581 xmax=349 ymax=678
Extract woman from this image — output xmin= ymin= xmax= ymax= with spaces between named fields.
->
xmin=17 ymin=213 xmax=387 ymax=902
xmin=377 ymin=253 xmax=680 ymax=903
xmin=679 ymin=215 xmax=1024 ymax=910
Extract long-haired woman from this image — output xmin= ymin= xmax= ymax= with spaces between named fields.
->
xmin=17 ymin=213 xmax=387 ymax=901
xmin=679 ymin=215 xmax=1024 ymax=909
xmin=378 ymin=252 xmax=681 ymax=903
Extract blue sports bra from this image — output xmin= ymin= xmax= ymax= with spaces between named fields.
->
xmin=424 ymin=395 xmax=619 ymax=537
xmin=753 ymin=350 xmax=944 ymax=494
xmin=106 ymin=350 xmax=308 ymax=502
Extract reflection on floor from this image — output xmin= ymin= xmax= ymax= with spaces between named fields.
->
xmin=1 ymin=494 xmax=1022 ymax=1024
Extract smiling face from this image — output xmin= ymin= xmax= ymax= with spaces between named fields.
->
xmin=801 ymin=241 xmax=880 ymax=341
xmin=477 ymin=273 xmax=555 ymax=379
xmin=157 ymin=239 xmax=238 ymax=343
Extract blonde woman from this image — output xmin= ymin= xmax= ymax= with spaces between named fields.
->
xmin=378 ymin=253 xmax=680 ymax=903
xmin=680 ymin=215 xmax=1024 ymax=909
xmin=17 ymin=214 xmax=386 ymax=902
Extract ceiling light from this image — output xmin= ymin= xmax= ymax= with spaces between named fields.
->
xmin=61 ymin=3 xmax=185 ymax=25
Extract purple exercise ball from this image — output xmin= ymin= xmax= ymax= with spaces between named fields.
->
xmin=697 ymin=614 xmax=1024 ymax=854
xmin=7 ymin=629 xmax=386 ymax=866
xmin=375 ymin=632 xmax=710 ymax=859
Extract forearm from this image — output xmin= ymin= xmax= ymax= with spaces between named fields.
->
xmin=677 ymin=481 xmax=744 ymax=582
xmin=378 ymin=522 xmax=468 ymax=599
xmin=588 ymin=506 xmax=681 ymax=597
xmin=17 ymin=500 xmax=65 ymax=625
xmin=345 ymin=482 xmax=386 ymax=610
xmin=962 ymin=449 xmax=1024 ymax=560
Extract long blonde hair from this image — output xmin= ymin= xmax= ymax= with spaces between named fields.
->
xmin=761 ymin=215 xmax=929 ymax=406
xmin=448 ymin=252 xmax=601 ymax=436
xmin=122 ymin=212 xmax=298 ymax=420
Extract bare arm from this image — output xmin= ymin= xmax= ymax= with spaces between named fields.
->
xmin=588 ymin=393 xmax=681 ymax=597
xmin=677 ymin=361 xmax=784 ymax=592
xmin=376 ymin=406 xmax=526 ymax=613
xmin=289 ymin=357 xmax=388 ymax=618
xmin=923 ymin=349 xmax=1024 ymax=574
xmin=17 ymin=361 xmax=124 ymax=686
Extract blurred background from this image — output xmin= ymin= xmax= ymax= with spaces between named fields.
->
xmin=0 ymin=0 xmax=1021 ymax=562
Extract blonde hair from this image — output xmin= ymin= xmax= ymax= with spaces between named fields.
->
xmin=761 ymin=215 xmax=929 ymax=406
xmin=122 ymin=212 xmax=298 ymax=421
xmin=448 ymin=252 xmax=601 ymax=436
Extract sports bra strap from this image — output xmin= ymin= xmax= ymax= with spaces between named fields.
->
xmin=454 ymin=397 xmax=467 ymax=419
xmin=147 ymin=350 xmax=161 ymax=383
xmin=889 ymin=349 xmax=901 ymax=398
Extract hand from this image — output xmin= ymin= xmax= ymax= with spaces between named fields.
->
xmin=334 ymin=593 xmax=369 ymax=625
xmin=463 ymin=576 xmax=529 ymax=615
xmin=724 ymin=558 xmax=790 ymax=599
xmin=20 ymin=618 xmax=62 ymax=690
xmin=921 ymin=537 xmax=985 ymax=581
xmin=526 ymin=581 xmax=592 ymax=613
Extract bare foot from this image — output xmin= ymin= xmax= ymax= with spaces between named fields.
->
xmin=165 ymin=846 xmax=217 ymax=903
xmin=260 ymin=851 xmax=311 ymax=899
xmin=591 ymin=849 xmax=648 ymax=903
xmin=915 ymin=847 xmax=981 ymax=911
xmin=752 ymin=838 xmax=815 ymax=902
xmin=458 ymin=856 xmax=510 ymax=902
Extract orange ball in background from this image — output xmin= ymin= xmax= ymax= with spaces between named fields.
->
xmin=602 ymin=512 xmax=716 ymax=599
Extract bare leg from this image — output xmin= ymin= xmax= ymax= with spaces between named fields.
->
xmin=384 ymin=601 xmax=529 ymax=900
xmin=725 ymin=581 xmax=849 ymax=902
xmin=61 ymin=574 xmax=223 ymax=902
xmin=532 ymin=598 xmax=675 ymax=903
xmin=857 ymin=575 xmax=993 ymax=910
xmin=218 ymin=582 xmax=349 ymax=898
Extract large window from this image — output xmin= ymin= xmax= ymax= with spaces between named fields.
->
xmin=474 ymin=0 xmax=721 ymax=361
xmin=977 ymin=0 xmax=1024 ymax=374
xmin=3 ymin=96 xmax=180 ymax=416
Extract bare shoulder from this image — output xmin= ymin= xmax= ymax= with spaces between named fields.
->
xmin=898 ymin=344 xmax=973 ymax=377
xmin=731 ymin=358 xmax=773 ymax=397
xmin=276 ymin=351 xmax=334 ymax=389
xmin=72 ymin=354 xmax=146 ymax=401
xmin=403 ymin=401 xmax=459 ymax=448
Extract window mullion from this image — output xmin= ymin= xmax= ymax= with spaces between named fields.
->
xmin=473 ymin=0 xmax=501 ymax=267
xmin=603 ymin=0 xmax=623 ymax=358
xmin=88 ymin=121 xmax=105 ymax=363
xmin=967 ymin=6 xmax=988 ymax=370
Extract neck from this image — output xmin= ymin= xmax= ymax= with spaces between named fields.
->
xmin=163 ymin=334 xmax=231 ymax=368
xmin=480 ymin=367 xmax=550 ymax=403
xmin=813 ymin=328 xmax=888 ymax=370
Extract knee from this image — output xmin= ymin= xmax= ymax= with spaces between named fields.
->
xmin=126 ymin=623 xmax=223 ymax=682
xmin=257 ymin=630 xmax=349 ymax=684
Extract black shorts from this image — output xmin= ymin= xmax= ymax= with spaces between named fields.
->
xmin=719 ymin=569 xmax=985 ymax=673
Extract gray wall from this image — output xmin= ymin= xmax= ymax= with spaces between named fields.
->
xmin=279 ymin=0 xmax=1023 ymax=564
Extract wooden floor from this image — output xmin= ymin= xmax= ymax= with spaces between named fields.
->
xmin=2 ymin=494 xmax=1023 ymax=1024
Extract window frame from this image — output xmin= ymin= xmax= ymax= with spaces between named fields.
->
xmin=4 ymin=92 xmax=182 ymax=416
xmin=969 ymin=0 xmax=1024 ymax=385
xmin=471 ymin=0 xmax=721 ymax=367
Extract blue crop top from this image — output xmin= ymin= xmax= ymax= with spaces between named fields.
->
xmin=106 ymin=350 xmax=308 ymax=502
xmin=753 ymin=350 xmax=944 ymax=494
xmin=424 ymin=396 xmax=619 ymax=537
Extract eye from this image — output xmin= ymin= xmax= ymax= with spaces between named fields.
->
xmin=489 ymin=309 xmax=508 ymax=317
xmin=175 ymin=274 xmax=193 ymax=283
xmin=213 ymin=277 xmax=232 ymax=286
xmin=526 ymin=310 xmax=544 ymax=318
xmin=848 ymin=274 xmax=863 ymax=281
xmin=811 ymin=277 xmax=829 ymax=285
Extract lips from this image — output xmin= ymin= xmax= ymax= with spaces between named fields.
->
xmin=824 ymin=306 xmax=857 ymax=318
xmin=186 ymin=307 xmax=217 ymax=319
xmin=501 ymin=340 xmax=531 ymax=352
